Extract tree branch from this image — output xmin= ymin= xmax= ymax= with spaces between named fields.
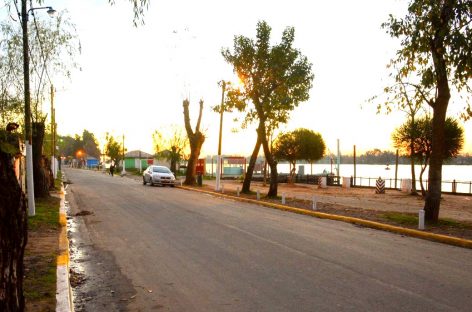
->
xmin=196 ymin=99 xmax=204 ymax=132
xmin=182 ymin=99 xmax=194 ymax=137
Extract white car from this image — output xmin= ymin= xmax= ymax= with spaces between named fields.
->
xmin=143 ymin=165 xmax=176 ymax=187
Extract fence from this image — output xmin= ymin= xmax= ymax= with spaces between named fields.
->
xmin=251 ymin=174 xmax=472 ymax=195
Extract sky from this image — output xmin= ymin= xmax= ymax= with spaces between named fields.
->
xmin=38 ymin=0 xmax=472 ymax=156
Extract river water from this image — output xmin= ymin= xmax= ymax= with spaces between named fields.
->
xmin=278 ymin=163 xmax=472 ymax=194
xmin=205 ymin=161 xmax=472 ymax=194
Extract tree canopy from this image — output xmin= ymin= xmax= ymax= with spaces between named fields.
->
xmin=0 ymin=9 xmax=80 ymax=129
xmin=153 ymin=126 xmax=188 ymax=173
xmin=222 ymin=20 xmax=314 ymax=197
xmin=104 ymin=133 xmax=122 ymax=166
xmin=273 ymin=128 xmax=325 ymax=181
xmin=392 ymin=115 xmax=464 ymax=195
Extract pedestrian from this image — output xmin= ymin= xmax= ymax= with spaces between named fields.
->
xmin=110 ymin=163 xmax=115 ymax=177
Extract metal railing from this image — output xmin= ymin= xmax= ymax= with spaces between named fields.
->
xmin=255 ymin=174 xmax=472 ymax=195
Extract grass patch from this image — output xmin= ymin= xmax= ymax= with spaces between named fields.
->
xmin=381 ymin=212 xmax=418 ymax=226
xmin=24 ymin=253 xmax=57 ymax=300
xmin=28 ymin=196 xmax=60 ymax=231
xmin=381 ymin=212 xmax=472 ymax=229
xmin=25 ymin=190 xmax=61 ymax=311
xmin=54 ymin=171 xmax=62 ymax=190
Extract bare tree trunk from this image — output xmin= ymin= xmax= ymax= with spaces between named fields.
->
xmin=183 ymin=99 xmax=205 ymax=185
xmin=424 ymin=105 xmax=447 ymax=222
xmin=0 ymin=132 xmax=27 ymax=311
xmin=259 ymin=124 xmax=278 ymax=197
xmin=242 ymin=136 xmax=261 ymax=193
xmin=409 ymin=142 xmax=417 ymax=195
xmin=419 ymin=161 xmax=428 ymax=197
xmin=32 ymin=122 xmax=49 ymax=198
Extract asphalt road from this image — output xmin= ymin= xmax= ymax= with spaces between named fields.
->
xmin=64 ymin=168 xmax=472 ymax=312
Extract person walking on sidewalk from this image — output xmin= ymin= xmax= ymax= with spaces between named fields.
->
xmin=110 ymin=163 xmax=115 ymax=177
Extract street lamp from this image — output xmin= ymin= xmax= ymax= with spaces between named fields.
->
xmin=215 ymin=80 xmax=226 ymax=192
xmin=21 ymin=1 xmax=56 ymax=216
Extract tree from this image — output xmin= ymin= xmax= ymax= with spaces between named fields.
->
xmin=104 ymin=133 xmax=122 ymax=167
xmin=0 ymin=8 xmax=79 ymax=198
xmin=222 ymin=21 xmax=314 ymax=197
xmin=273 ymin=132 xmax=298 ymax=182
xmin=273 ymin=128 xmax=325 ymax=182
xmin=0 ymin=130 xmax=27 ymax=311
xmin=383 ymin=1 xmax=472 ymax=222
xmin=183 ymin=99 xmax=205 ymax=185
xmin=108 ymin=0 xmax=150 ymax=26
xmin=376 ymin=80 xmax=426 ymax=194
xmin=152 ymin=126 xmax=187 ymax=173
xmin=394 ymin=116 xmax=464 ymax=195
xmin=82 ymin=130 xmax=101 ymax=159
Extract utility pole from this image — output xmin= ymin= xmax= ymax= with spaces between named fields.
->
xmin=22 ymin=0 xmax=35 ymax=216
xmin=121 ymin=134 xmax=126 ymax=175
xmin=216 ymin=80 xmax=225 ymax=191
xmin=50 ymin=84 xmax=56 ymax=179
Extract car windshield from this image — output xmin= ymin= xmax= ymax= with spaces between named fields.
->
xmin=153 ymin=167 xmax=171 ymax=174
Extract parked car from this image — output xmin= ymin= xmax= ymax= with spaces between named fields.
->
xmin=143 ymin=165 xmax=176 ymax=187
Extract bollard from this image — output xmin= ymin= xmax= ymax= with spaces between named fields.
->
xmin=221 ymin=184 xmax=224 ymax=193
xmin=180 ymin=180 xmax=183 ymax=186
xmin=312 ymin=195 xmax=317 ymax=210
xmin=256 ymin=189 xmax=260 ymax=200
xmin=282 ymin=193 xmax=286 ymax=205
xmin=236 ymin=186 xmax=240 ymax=197
xmin=418 ymin=209 xmax=425 ymax=230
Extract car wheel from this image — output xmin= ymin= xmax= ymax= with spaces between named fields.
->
xmin=150 ymin=178 xmax=154 ymax=186
xmin=143 ymin=177 xmax=146 ymax=185
xmin=171 ymin=184 xmax=175 ymax=188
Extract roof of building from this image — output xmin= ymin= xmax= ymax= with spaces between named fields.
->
xmin=125 ymin=150 xmax=154 ymax=158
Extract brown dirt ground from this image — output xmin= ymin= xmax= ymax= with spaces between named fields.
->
xmin=195 ymin=180 xmax=472 ymax=241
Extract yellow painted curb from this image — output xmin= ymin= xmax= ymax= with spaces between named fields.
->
xmin=177 ymin=185 xmax=472 ymax=249
xmin=56 ymin=185 xmax=74 ymax=312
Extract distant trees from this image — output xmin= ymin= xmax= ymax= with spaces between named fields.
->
xmin=152 ymin=126 xmax=187 ymax=173
xmin=183 ymin=99 xmax=205 ymax=185
xmin=382 ymin=0 xmax=472 ymax=222
xmin=57 ymin=130 xmax=101 ymax=161
xmin=273 ymin=129 xmax=325 ymax=182
xmin=222 ymin=21 xmax=314 ymax=197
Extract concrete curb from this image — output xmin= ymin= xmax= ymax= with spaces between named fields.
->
xmin=177 ymin=185 xmax=472 ymax=249
xmin=56 ymin=186 xmax=74 ymax=312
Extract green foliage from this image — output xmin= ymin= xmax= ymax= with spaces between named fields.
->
xmin=104 ymin=133 xmax=123 ymax=165
xmin=152 ymin=127 xmax=187 ymax=172
xmin=392 ymin=115 xmax=464 ymax=162
xmin=108 ymin=0 xmax=150 ymax=26
xmin=222 ymin=20 xmax=314 ymax=196
xmin=382 ymin=1 xmax=472 ymax=219
xmin=383 ymin=1 xmax=472 ymax=89
xmin=0 ymin=10 xmax=80 ymax=125
xmin=28 ymin=196 xmax=60 ymax=232
xmin=57 ymin=130 xmax=101 ymax=159
xmin=221 ymin=21 xmax=314 ymax=129
xmin=273 ymin=128 xmax=325 ymax=165
xmin=82 ymin=130 xmax=101 ymax=159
